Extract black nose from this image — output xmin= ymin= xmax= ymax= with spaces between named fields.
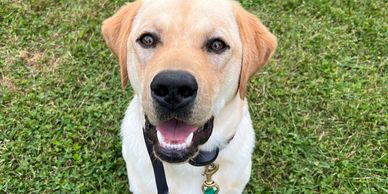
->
xmin=151 ymin=70 xmax=198 ymax=110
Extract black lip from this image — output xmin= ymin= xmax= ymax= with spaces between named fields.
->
xmin=144 ymin=117 xmax=214 ymax=163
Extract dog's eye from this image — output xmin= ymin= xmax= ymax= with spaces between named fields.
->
xmin=137 ymin=33 xmax=159 ymax=48
xmin=206 ymin=38 xmax=229 ymax=54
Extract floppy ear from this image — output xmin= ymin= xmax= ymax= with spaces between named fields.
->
xmin=234 ymin=4 xmax=277 ymax=99
xmin=101 ymin=2 xmax=141 ymax=88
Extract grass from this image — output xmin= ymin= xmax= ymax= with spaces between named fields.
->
xmin=0 ymin=0 xmax=386 ymax=193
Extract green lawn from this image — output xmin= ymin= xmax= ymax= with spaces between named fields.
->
xmin=0 ymin=0 xmax=387 ymax=193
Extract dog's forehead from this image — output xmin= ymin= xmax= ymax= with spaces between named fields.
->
xmin=132 ymin=0 xmax=237 ymax=37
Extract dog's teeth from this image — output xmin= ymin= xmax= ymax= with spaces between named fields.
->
xmin=161 ymin=142 xmax=187 ymax=150
xmin=157 ymin=131 xmax=164 ymax=143
xmin=157 ymin=131 xmax=192 ymax=150
xmin=184 ymin=132 xmax=194 ymax=147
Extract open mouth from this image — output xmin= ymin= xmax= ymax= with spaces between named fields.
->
xmin=144 ymin=117 xmax=214 ymax=163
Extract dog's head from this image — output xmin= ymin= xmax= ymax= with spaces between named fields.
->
xmin=102 ymin=0 xmax=276 ymax=163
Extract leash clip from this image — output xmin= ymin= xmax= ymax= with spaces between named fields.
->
xmin=201 ymin=163 xmax=220 ymax=194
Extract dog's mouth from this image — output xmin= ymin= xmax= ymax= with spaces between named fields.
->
xmin=144 ymin=117 xmax=214 ymax=163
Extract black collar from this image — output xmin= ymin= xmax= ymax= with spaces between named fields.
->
xmin=189 ymin=148 xmax=219 ymax=167
xmin=143 ymin=130 xmax=233 ymax=194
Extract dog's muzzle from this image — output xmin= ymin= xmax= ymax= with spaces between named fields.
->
xmin=144 ymin=70 xmax=214 ymax=163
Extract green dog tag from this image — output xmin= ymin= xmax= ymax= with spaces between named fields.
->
xmin=204 ymin=187 xmax=217 ymax=194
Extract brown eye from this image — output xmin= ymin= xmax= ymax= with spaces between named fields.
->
xmin=206 ymin=38 xmax=229 ymax=54
xmin=137 ymin=33 xmax=159 ymax=48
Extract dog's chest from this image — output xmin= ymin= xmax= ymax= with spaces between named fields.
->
xmin=148 ymin=160 xmax=233 ymax=194
xmin=164 ymin=165 xmax=204 ymax=194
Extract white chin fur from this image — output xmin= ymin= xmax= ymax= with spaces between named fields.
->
xmin=157 ymin=131 xmax=194 ymax=150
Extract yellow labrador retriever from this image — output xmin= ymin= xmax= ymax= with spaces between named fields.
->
xmin=102 ymin=0 xmax=276 ymax=193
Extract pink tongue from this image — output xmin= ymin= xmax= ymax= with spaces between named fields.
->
xmin=156 ymin=120 xmax=197 ymax=144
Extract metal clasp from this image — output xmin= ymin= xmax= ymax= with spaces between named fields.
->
xmin=201 ymin=163 xmax=220 ymax=193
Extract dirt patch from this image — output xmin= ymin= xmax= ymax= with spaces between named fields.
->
xmin=0 ymin=77 xmax=18 ymax=92
xmin=19 ymin=51 xmax=43 ymax=67
xmin=18 ymin=48 xmax=65 ymax=74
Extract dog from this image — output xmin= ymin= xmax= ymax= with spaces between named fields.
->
xmin=102 ymin=0 xmax=276 ymax=193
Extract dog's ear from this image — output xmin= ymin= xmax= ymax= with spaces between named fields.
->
xmin=102 ymin=2 xmax=141 ymax=89
xmin=234 ymin=3 xmax=277 ymax=99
